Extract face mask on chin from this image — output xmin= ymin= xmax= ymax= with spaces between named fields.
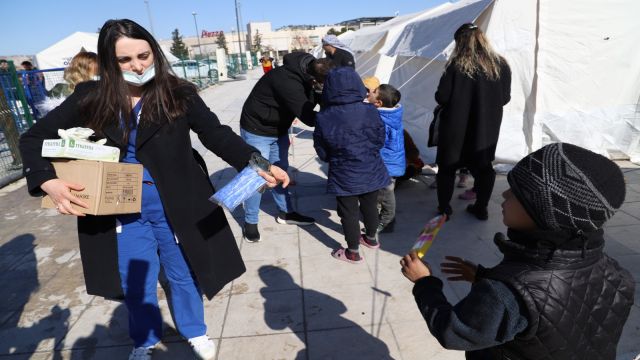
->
xmin=122 ymin=64 xmax=155 ymax=86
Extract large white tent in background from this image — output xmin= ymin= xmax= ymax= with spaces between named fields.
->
xmin=35 ymin=32 xmax=179 ymax=90
xmin=322 ymin=0 xmax=640 ymax=164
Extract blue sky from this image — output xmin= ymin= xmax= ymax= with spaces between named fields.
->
xmin=1 ymin=0 xmax=447 ymax=56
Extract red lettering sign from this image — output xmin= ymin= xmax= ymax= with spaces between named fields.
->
xmin=201 ymin=30 xmax=224 ymax=38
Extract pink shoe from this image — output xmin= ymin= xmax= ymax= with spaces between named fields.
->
xmin=331 ymin=248 xmax=363 ymax=264
xmin=458 ymin=189 xmax=477 ymax=200
xmin=359 ymin=234 xmax=380 ymax=249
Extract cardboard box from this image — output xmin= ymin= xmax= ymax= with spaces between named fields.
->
xmin=42 ymin=138 xmax=120 ymax=162
xmin=42 ymin=159 xmax=143 ymax=215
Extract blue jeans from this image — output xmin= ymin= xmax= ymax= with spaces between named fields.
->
xmin=240 ymin=128 xmax=291 ymax=224
xmin=116 ymin=182 xmax=206 ymax=347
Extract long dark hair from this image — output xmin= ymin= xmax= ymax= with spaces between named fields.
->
xmin=81 ymin=19 xmax=193 ymax=139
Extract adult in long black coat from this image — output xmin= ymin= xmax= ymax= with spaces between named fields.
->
xmin=434 ymin=23 xmax=511 ymax=220
xmin=19 ymin=19 xmax=288 ymax=358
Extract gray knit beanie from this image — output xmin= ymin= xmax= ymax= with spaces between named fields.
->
xmin=507 ymin=143 xmax=626 ymax=232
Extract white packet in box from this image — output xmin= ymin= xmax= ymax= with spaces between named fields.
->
xmin=41 ymin=127 xmax=120 ymax=162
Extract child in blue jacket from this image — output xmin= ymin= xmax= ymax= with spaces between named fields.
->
xmin=314 ymin=67 xmax=391 ymax=263
xmin=368 ymin=83 xmax=405 ymax=233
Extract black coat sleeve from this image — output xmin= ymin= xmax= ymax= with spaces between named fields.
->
xmin=435 ymin=66 xmax=455 ymax=105
xmin=274 ymin=76 xmax=317 ymax=127
xmin=412 ymin=276 xmax=528 ymax=351
xmin=19 ymin=85 xmax=86 ymax=196
xmin=501 ymin=62 xmax=512 ymax=105
xmin=186 ymin=89 xmax=258 ymax=171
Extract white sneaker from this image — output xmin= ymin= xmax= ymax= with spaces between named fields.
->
xmin=188 ymin=335 xmax=216 ymax=360
xmin=128 ymin=346 xmax=154 ymax=360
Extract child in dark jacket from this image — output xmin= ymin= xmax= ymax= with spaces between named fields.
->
xmin=314 ymin=67 xmax=391 ymax=263
xmin=368 ymin=84 xmax=405 ymax=233
xmin=401 ymin=142 xmax=635 ymax=359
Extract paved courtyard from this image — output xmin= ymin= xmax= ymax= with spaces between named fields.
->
xmin=0 ymin=68 xmax=638 ymax=359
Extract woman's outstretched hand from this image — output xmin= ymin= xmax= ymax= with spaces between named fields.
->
xmin=40 ymin=178 xmax=88 ymax=216
xmin=258 ymin=165 xmax=290 ymax=188
xmin=440 ymin=256 xmax=477 ymax=282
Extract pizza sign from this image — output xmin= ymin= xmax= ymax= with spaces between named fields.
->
xmin=201 ymin=30 xmax=224 ymax=38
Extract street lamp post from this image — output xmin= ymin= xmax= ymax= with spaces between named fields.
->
xmin=144 ymin=0 xmax=156 ymax=37
xmin=192 ymin=12 xmax=204 ymax=81
xmin=234 ymin=0 xmax=246 ymax=73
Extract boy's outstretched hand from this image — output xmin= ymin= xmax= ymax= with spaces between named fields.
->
xmin=440 ymin=256 xmax=477 ymax=282
xmin=400 ymin=251 xmax=432 ymax=283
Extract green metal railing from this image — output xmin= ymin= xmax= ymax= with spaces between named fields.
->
xmin=170 ymin=57 xmax=219 ymax=89
xmin=0 ymin=61 xmax=29 ymax=186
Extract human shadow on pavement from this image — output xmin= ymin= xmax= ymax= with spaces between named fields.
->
xmin=259 ymin=266 xmax=393 ymax=360
xmin=0 ymin=234 xmax=69 ymax=359
xmin=68 ymin=260 xmax=185 ymax=359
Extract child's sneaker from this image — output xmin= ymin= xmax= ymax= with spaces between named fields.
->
xmin=243 ymin=223 xmax=261 ymax=243
xmin=331 ymin=248 xmax=363 ymax=264
xmin=128 ymin=346 xmax=154 ymax=360
xmin=188 ymin=335 xmax=216 ymax=360
xmin=379 ymin=219 xmax=395 ymax=233
xmin=359 ymin=234 xmax=380 ymax=249
xmin=458 ymin=189 xmax=477 ymax=200
xmin=276 ymin=211 xmax=315 ymax=226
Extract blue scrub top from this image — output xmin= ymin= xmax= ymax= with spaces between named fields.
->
xmin=121 ymin=100 xmax=154 ymax=183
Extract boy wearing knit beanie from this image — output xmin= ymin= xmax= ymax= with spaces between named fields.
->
xmin=400 ymin=143 xmax=635 ymax=359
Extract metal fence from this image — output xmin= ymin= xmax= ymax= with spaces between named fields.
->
xmin=0 ymin=61 xmax=66 ymax=187
xmin=171 ymin=59 xmax=219 ymax=88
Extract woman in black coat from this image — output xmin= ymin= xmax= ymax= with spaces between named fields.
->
xmin=434 ymin=23 xmax=511 ymax=220
xmin=19 ymin=19 xmax=288 ymax=359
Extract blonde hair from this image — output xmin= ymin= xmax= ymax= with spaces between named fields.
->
xmin=447 ymin=24 xmax=505 ymax=81
xmin=63 ymin=51 xmax=98 ymax=91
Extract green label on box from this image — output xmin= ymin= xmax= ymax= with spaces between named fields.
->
xmin=69 ymin=139 xmax=75 ymax=148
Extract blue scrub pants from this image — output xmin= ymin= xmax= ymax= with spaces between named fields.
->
xmin=240 ymin=128 xmax=291 ymax=224
xmin=116 ymin=181 xmax=206 ymax=347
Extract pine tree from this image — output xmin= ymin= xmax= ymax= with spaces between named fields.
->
xmin=252 ymin=31 xmax=263 ymax=53
xmin=216 ymin=31 xmax=229 ymax=54
xmin=170 ymin=28 xmax=189 ymax=60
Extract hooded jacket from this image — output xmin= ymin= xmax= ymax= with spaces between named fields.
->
xmin=313 ymin=67 xmax=391 ymax=196
xmin=378 ymin=105 xmax=406 ymax=177
xmin=412 ymin=229 xmax=635 ymax=360
xmin=240 ymin=52 xmax=317 ymax=137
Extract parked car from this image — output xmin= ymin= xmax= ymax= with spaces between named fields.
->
xmin=171 ymin=60 xmax=216 ymax=79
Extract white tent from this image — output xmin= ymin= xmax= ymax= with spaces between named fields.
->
xmin=334 ymin=0 xmax=640 ymax=164
xmin=35 ymin=32 xmax=180 ymax=90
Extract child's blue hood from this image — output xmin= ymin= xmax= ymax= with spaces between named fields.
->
xmin=322 ymin=67 xmax=367 ymax=105
xmin=378 ymin=104 xmax=404 ymax=130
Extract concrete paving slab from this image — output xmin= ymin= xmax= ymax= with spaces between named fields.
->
xmin=304 ymin=282 xmax=389 ymax=331
xmin=300 ymin=255 xmax=373 ymax=291
xmin=222 ymin=289 xmax=304 ymax=337
xmin=217 ymin=332 xmax=305 ymax=360
xmin=305 ymin=324 xmax=398 ymax=359
xmin=240 ymin=233 xmax=299 ymax=262
xmin=232 ymin=257 xmax=301 ymax=295
xmin=390 ymin=320 xmax=465 ymax=360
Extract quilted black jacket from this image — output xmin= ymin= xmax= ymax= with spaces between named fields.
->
xmin=482 ymin=230 xmax=635 ymax=360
